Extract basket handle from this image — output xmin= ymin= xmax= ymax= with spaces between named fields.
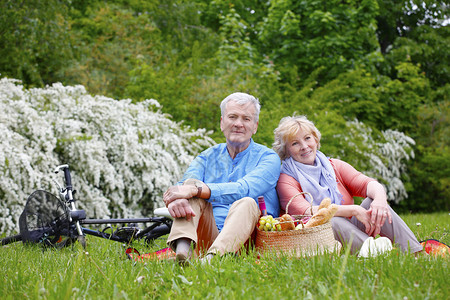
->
xmin=285 ymin=192 xmax=314 ymax=215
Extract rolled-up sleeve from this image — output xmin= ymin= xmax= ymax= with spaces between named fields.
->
xmin=208 ymin=151 xmax=281 ymax=204
xmin=179 ymin=154 xmax=207 ymax=185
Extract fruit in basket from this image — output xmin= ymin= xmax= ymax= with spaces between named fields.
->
xmin=258 ymin=215 xmax=280 ymax=231
xmin=304 ymin=204 xmax=338 ymax=228
xmin=279 ymin=214 xmax=295 ymax=231
xmin=273 ymin=219 xmax=282 ymax=231
xmin=258 ymin=216 xmax=269 ymax=231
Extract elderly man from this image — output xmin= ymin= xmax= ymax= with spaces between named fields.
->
xmin=163 ymin=92 xmax=280 ymax=264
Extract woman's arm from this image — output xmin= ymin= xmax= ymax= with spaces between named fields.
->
xmin=276 ymin=174 xmax=313 ymax=215
xmin=366 ymin=181 xmax=392 ymax=236
xmin=334 ymin=204 xmax=372 ymax=234
xmin=332 ymin=159 xmax=392 ymax=237
xmin=332 ymin=181 xmax=392 ymax=237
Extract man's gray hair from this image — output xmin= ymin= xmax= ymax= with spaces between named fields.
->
xmin=220 ymin=92 xmax=261 ymax=122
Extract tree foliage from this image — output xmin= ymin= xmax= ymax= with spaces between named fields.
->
xmin=0 ymin=0 xmax=73 ymax=86
xmin=0 ymin=0 xmax=448 ymax=214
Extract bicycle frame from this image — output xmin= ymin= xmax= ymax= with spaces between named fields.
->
xmin=81 ymin=216 xmax=171 ymax=243
xmin=1 ymin=164 xmax=172 ymax=248
xmin=53 ymin=164 xmax=172 ymax=246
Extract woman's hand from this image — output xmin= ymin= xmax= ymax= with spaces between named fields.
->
xmin=167 ymin=198 xmax=196 ymax=221
xmin=365 ymin=181 xmax=392 ymax=237
xmin=352 ymin=206 xmax=374 ymax=235
xmin=367 ymin=201 xmax=392 ymax=237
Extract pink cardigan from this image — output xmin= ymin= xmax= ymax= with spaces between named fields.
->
xmin=276 ymin=158 xmax=376 ymax=215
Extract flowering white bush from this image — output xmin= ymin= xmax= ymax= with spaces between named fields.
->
xmin=0 ymin=77 xmax=215 ymax=235
xmin=346 ymin=119 xmax=415 ymax=203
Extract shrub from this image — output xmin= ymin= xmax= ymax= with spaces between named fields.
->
xmin=0 ymin=77 xmax=215 ymax=235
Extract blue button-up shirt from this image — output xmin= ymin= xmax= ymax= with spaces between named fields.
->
xmin=179 ymin=139 xmax=281 ymax=230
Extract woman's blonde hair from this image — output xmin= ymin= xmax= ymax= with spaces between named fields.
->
xmin=272 ymin=115 xmax=321 ymax=160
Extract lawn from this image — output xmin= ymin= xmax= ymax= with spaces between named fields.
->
xmin=1 ymin=212 xmax=449 ymax=299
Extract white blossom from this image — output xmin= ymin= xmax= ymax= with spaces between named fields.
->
xmin=345 ymin=119 xmax=415 ymax=203
xmin=0 ymin=78 xmax=215 ymax=235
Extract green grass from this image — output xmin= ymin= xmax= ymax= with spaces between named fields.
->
xmin=1 ymin=212 xmax=449 ymax=299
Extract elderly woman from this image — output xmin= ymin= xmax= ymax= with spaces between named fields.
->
xmin=273 ymin=115 xmax=423 ymax=256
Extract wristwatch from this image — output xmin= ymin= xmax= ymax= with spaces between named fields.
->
xmin=194 ymin=181 xmax=202 ymax=198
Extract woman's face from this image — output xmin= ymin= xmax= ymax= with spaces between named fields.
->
xmin=286 ymin=129 xmax=318 ymax=165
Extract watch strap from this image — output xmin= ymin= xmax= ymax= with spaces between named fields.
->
xmin=194 ymin=181 xmax=202 ymax=198
xmin=196 ymin=186 xmax=202 ymax=198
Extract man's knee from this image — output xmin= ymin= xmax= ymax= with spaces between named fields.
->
xmin=232 ymin=197 xmax=257 ymax=210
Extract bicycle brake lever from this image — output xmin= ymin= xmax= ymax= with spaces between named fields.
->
xmin=54 ymin=164 xmax=69 ymax=174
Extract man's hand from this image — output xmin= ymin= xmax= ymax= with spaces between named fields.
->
xmin=167 ymin=199 xmax=196 ymax=220
xmin=163 ymin=185 xmax=197 ymax=207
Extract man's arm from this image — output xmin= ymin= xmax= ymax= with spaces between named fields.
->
xmin=163 ymin=180 xmax=210 ymax=206
xmin=163 ymin=181 xmax=210 ymax=221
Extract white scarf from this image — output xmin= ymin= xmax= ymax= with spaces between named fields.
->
xmin=281 ymin=151 xmax=343 ymax=205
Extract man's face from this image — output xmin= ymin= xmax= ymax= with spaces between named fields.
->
xmin=220 ymin=100 xmax=258 ymax=146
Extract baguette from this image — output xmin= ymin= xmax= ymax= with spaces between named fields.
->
xmin=304 ymin=204 xmax=339 ymax=228
xmin=318 ymin=197 xmax=331 ymax=210
xmin=327 ymin=204 xmax=338 ymax=220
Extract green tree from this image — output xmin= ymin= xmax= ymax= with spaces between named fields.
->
xmin=62 ymin=2 xmax=163 ymax=99
xmin=376 ymin=1 xmax=449 ymax=88
xmin=395 ymin=97 xmax=450 ymax=212
xmin=257 ymin=0 xmax=380 ymax=82
xmin=0 ymin=0 xmax=73 ymax=87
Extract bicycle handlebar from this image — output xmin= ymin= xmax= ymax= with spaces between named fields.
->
xmin=63 ymin=168 xmax=72 ymax=191
xmin=54 ymin=164 xmax=72 ymax=191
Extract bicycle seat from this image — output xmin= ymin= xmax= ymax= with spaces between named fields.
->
xmin=154 ymin=207 xmax=173 ymax=219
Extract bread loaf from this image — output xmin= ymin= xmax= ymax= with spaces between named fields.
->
xmin=304 ymin=208 xmax=328 ymax=228
xmin=304 ymin=204 xmax=339 ymax=228
xmin=318 ymin=197 xmax=331 ymax=210
xmin=328 ymin=204 xmax=338 ymax=218
xmin=279 ymin=214 xmax=295 ymax=231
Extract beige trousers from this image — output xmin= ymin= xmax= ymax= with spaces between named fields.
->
xmin=167 ymin=196 xmax=260 ymax=257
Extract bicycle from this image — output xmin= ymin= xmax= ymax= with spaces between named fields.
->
xmin=1 ymin=164 xmax=173 ymax=249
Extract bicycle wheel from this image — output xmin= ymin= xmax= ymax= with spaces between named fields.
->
xmin=1 ymin=234 xmax=22 ymax=246
xmin=19 ymin=190 xmax=76 ymax=248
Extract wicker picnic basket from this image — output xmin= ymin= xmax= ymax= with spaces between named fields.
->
xmin=255 ymin=192 xmax=341 ymax=257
